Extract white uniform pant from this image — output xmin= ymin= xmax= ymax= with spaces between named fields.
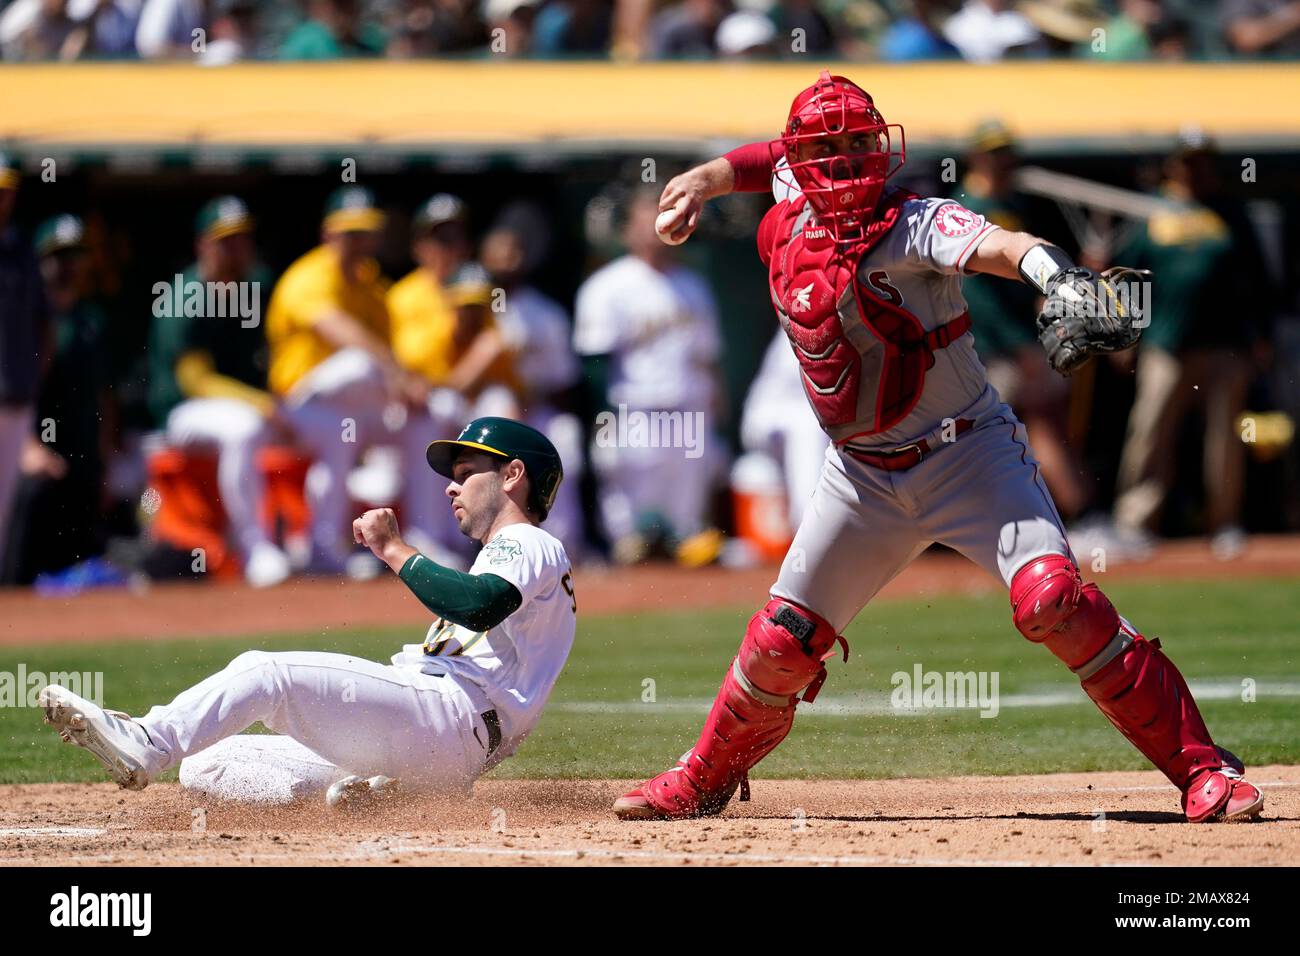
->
xmin=0 ymin=405 xmax=31 ymax=572
xmin=281 ymin=349 xmax=392 ymax=562
xmin=141 ymin=650 xmax=492 ymax=800
xmin=590 ymin=409 xmax=721 ymax=542
xmin=165 ymin=398 xmax=275 ymax=558
xmin=772 ymin=405 xmax=1072 ymax=633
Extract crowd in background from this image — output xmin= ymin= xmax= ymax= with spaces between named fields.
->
xmin=2 ymin=0 xmax=1300 ymax=63
xmin=0 ymin=126 xmax=1296 ymax=592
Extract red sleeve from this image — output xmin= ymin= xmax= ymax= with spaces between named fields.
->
xmin=724 ymin=139 xmax=785 ymax=193
xmin=756 ymin=201 xmax=786 ymax=268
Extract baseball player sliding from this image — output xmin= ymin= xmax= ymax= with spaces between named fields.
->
xmin=615 ymin=71 xmax=1263 ymax=824
xmin=39 ymin=418 xmax=576 ymax=806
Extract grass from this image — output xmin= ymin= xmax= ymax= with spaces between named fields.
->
xmin=1 ymin=578 xmax=1296 ymax=785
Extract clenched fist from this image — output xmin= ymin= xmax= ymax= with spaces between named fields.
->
xmin=352 ymin=508 xmax=413 ymax=570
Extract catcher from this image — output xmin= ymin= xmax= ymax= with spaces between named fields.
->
xmin=614 ymin=71 xmax=1263 ymax=824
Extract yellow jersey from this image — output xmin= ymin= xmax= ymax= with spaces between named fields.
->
xmin=266 ymin=245 xmax=390 ymax=395
xmin=387 ymin=268 xmax=515 ymax=388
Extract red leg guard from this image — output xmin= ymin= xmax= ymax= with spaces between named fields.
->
xmin=1009 ymin=555 xmax=1262 ymax=822
xmin=615 ymin=598 xmax=846 ymax=820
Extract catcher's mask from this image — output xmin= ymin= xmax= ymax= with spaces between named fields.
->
xmin=780 ymin=71 xmax=906 ymax=243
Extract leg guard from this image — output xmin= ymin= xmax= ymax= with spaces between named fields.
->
xmin=615 ymin=598 xmax=847 ymax=820
xmin=1010 ymin=555 xmax=1262 ymax=822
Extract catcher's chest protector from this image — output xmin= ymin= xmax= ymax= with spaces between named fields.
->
xmin=767 ymin=191 xmax=960 ymax=442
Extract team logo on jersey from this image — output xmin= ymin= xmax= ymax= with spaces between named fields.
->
xmin=482 ymin=536 xmax=523 ymax=566
xmin=790 ymin=283 xmax=815 ymax=312
xmin=934 ymin=204 xmax=983 ymax=238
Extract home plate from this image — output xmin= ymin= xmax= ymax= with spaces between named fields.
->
xmin=0 ymin=827 xmax=106 ymax=837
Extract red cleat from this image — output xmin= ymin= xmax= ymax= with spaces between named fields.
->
xmin=613 ymin=757 xmax=744 ymax=821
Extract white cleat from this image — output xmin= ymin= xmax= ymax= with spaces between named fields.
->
xmin=39 ymin=685 xmax=161 ymax=791
xmin=325 ymin=774 xmax=399 ymax=811
xmin=245 ymin=541 xmax=292 ymax=588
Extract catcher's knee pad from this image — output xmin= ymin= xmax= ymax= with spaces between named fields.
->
xmin=1010 ymin=554 xmax=1119 ymax=669
xmin=737 ymin=598 xmax=847 ymax=702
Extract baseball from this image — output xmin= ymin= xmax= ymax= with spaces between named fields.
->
xmin=655 ymin=207 xmax=688 ymax=245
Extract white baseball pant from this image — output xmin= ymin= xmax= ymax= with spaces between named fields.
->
xmin=165 ymin=398 xmax=277 ymax=560
xmin=141 ymin=650 xmax=493 ymax=796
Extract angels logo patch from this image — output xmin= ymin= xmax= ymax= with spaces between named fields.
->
xmin=934 ymin=204 xmax=983 ymax=238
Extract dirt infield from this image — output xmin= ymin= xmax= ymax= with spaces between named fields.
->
xmin=1 ymin=767 xmax=1295 ymax=866
xmin=3 ymin=535 xmax=1299 ymax=647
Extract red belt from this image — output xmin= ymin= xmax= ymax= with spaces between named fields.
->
xmin=843 ymin=418 xmax=975 ymax=472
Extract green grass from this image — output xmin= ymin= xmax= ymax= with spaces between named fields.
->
xmin=2 ymin=578 xmax=1296 ymax=784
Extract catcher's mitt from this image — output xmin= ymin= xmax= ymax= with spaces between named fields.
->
xmin=1036 ymin=266 xmax=1151 ymax=375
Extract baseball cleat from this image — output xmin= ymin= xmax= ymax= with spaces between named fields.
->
xmin=325 ymin=774 xmax=399 ymax=811
xmin=39 ymin=685 xmax=160 ymax=791
xmin=1183 ymin=768 xmax=1264 ymax=823
xmin=614 ymin=762 xmax=740 ymax=821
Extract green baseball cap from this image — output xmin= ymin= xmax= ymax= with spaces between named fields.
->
xmin=324 ymin=186 xmax=385 ymax=234
xmin=34 ymin=214 xmax=86 ymax=257
xmin=426 ymin=416 xmax=563 ymax=522
xmin=196 ymin=195 xmax=254 ymax=240
xmin=0 ymin=152 xmax=18 ymax=190
xmin=971 ymin=119 xmax=1016 ymax=154
xmin=413 ymin=193 xmax=467 ymax=233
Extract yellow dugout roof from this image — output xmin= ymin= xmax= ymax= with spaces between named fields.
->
xmin=1 ymin=61 xmax=1298 ymax=152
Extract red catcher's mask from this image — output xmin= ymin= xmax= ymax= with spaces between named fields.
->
xmin=779 ymin=71 xmax=906 ymax=243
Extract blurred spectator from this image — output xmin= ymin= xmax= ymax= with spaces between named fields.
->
xmin=480 ymin=214 xmax=589 ymax=557
xmin=878 ymin=0 xmax=961 ymax=60
xmin=942 ymin=0 xmax=1038 ymax=60
xmin=385 ymin=0 xmax=487 ymax=55
xmin=199 ymin=0 xmax=258 ymax=63
xmin=146 ymin=196 xmax=291 ymax=587
xmin=954 ymin=120 xmax=1092 ymax=520
xmin=3 ymin=215 xmax=111 ymax=584
xmin=768 ymin=0 xmax=835 ymax=56
xmin=1220 ymin=0 xmax=1300 ymax=57
xmin=481 ymin=0 xmax=541 ymax=56
xmin=818 ymin=0 xmax=892 ymax=58
xmin=0 ymin=155 xmax=48 ymax=580
xmin=1087 ymin=0 xmax=1190 ymax=60
xmin=715 ymin=9 xmax=777 ymax=57
xmin=1110 ymin=130 xmax=1276 ymax=559
xmin=388 ymin=193 xmax=514 ymax=564
xmin=134 ymin=0 xmax=201 ymax=58
xmin=66 ymin=0 xmax=143 ymax=58
xmin=574 ymin=189 xmax=725 ymax=566
xmin=648 ymin=0 xmax=728 ymax=58
xmin=0 ymin=0 xmax=79 ymax=59
xmin=1019 ymin=0 xmax=1105 ymax=56
xmin=1 ymin=0 xmax=141 ymax=59
xmin=264 ymin=186 xmax=417 ymax=572
xmin=532 ymin=0 xmax=612 ymax=56
xmin=279 ymin=0 xmax=384 ymax=59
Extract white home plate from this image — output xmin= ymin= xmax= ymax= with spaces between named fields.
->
xmin=0 ymin=827 xmax=106 ymax=837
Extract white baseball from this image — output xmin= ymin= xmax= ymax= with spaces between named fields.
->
xmin=655 ymin=207 xmax=688 ymax=245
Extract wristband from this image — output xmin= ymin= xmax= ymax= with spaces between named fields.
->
xmin=1018 ymin=244 xmax=1075 ymax=295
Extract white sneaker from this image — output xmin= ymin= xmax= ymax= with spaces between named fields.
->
xmin=1210 ymin=525 xmax=1247 ymax=562
xmin=325 ymin=774 xmax=399 ymax=810
xmin=245 ymin=541 xmax=292 ymax=588
xmin=39 ymin=686 xmax=162 ymax=791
